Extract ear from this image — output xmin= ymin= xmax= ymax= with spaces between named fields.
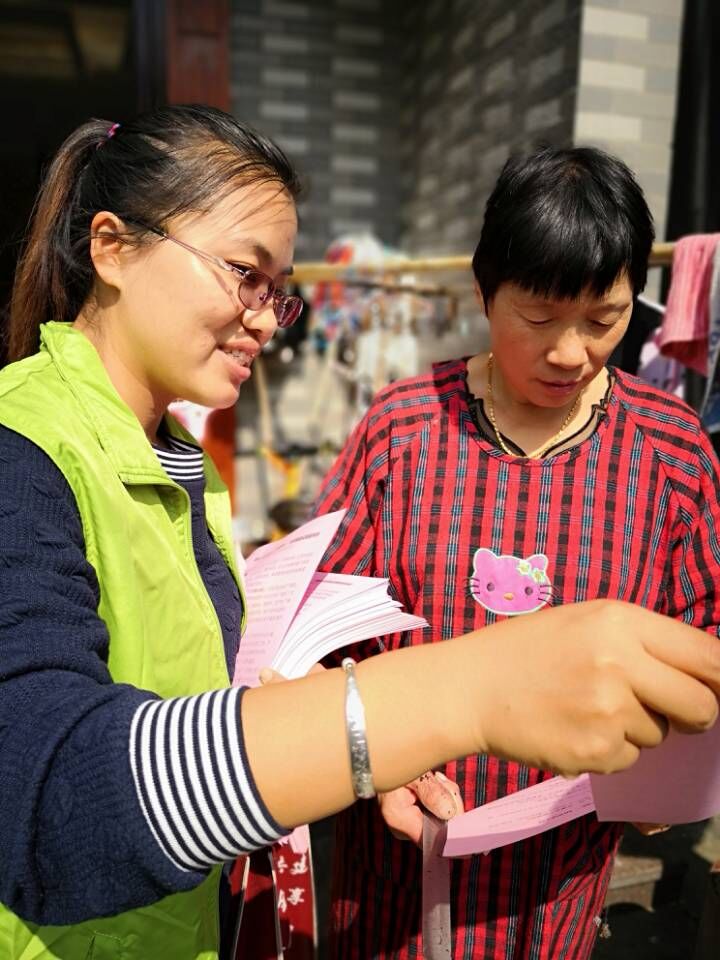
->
xmin=472 ymin=279 xmax=487 ymax=316
xmin=88 ymin=211 xmax=131 ymax=290
xmin=472 ymin=547 xmax=496 ymax=571
xmin=527 ymin=554 xmax=549 ymax=572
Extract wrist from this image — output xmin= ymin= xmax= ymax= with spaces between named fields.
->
xmin=342 ymin=657 xmax=376 ymax=799
xmin=443 ymin=632 xmax=492 ymax=759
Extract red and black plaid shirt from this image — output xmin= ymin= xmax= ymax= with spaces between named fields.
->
xmin=316 ymin=360 xmax=720 ymax=960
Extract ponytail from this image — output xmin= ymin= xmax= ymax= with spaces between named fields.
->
xmin=8 ymin=119 xmax=111 ymax=362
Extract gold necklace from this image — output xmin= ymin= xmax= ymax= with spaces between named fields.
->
xmin=485 ymin=353 xmax=584 ymax=459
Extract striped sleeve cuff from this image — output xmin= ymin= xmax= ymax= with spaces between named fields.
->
xmin=128 ymin=687 xmax=288 ymax=872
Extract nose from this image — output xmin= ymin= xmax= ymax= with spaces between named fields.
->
xmin=503 ymin=592 xmax=514 ymax=601
xmin=240 ymin=301 xmax=278 ymax=347
xmin=547 ymin=330 xmax=588 ymax=370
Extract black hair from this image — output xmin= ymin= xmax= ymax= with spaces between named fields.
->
xmin=471 ymin=145 xmax=655 ymax=307
xmin=8 ymin=104 xmax=302 ymax=361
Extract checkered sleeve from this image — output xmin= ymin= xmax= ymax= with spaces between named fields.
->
xmin=313 ymin=398 xmax=394 ymax=661
xmin=665 ymin=426 xmax=720 ymax=635
xmin=314 ymin=400 xmax=391 ymax=577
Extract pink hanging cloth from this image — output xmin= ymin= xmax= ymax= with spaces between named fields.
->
xmin=658 ymin=233 xmax=720 ymax=374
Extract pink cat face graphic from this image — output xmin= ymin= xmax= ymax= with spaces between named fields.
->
xmin=470 ymin=548 xmax=552 ymax=616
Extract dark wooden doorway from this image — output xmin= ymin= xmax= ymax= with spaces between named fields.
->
xmin=0 ymin=0 xmax=136 ymax=358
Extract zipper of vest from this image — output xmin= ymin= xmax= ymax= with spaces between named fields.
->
xmin=171 ymin=484 xmax=231 ymax=681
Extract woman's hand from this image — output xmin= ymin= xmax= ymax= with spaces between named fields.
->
xmin=451 ymin=600 xmax=720 ymax=780
xmin=378 ymin=772 xmax=463 ymax=846
xmin=632 ymin=822 xmax=671 ymax=836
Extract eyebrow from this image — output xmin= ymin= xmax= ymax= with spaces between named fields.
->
xmin=591 ymin=301 xmax=632 ymax=313
xmin=233 ymin=240 xmax=294 ymax=276
xmin=516 ymin=298 xmax=631 ymax=312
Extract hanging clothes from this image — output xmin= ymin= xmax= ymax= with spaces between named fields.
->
xmin=700 ymin=242 xmax=720 ymax=430
xmin=624 ymin=296 xmax=685 ymax=399
xmin=609 ymin=295 xmax=664 ymax=375
xmin=637 ymin=331 xmax=685 ymax=398
xmin=658 ymin=233 xmax=720 ymax=373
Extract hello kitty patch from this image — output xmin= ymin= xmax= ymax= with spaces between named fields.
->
xmin=470 ymin=548 xmax=552 ymax=616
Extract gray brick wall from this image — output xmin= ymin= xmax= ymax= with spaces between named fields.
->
xmin=399 ymin=0 xmax=583 ymax=257
xmin=230 ymin=0 xmax=680 ymax=268
xmin=574 ymin=0 xmax=684 ymax=246
xmin=230 ymin=0 xmax=584 ymax=260
xmin=230 ymin=0 xmax=404 ymax=259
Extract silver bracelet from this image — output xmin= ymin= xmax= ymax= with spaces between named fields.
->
xmin=342 ymin=657 xmax=376 ymax=799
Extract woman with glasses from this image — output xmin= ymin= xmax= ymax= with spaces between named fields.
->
xmin=316 ymin=146 xmax=720 ymax=960
xmin=0 ymin=107 xmax=718 ymax=960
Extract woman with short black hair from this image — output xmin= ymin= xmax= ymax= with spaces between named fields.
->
xmin=318 ymin=145 xmax=720 ymax=960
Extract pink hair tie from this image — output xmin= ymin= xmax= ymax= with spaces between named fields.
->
xmin=97 ymin=122 xmax=120 ymax=150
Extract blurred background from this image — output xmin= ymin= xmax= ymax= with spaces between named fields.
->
xmin=0 ymin=1 xmax=719 ymax=957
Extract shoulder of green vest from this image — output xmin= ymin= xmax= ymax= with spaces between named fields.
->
xmin=1 ymin=351 xmax=93 ymax=458
xmin=0 ymin=355 xmax=110 ymax=564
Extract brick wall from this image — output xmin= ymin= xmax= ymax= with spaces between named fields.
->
xmin=230 ymin=0 xmax=404 ymax=259
xmin=399 ymin=0 xmax=583 ymax=257
xmin=230 ymin=0 xmax=682 ymax=270
xmin=574 ymin=0 xmax=684 ymax=247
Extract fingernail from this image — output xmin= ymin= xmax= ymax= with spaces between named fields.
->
xmin=259 ymin=668 xmax=273 ymax=684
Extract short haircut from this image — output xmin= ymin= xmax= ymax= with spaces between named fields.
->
xmin=472 ymin=145 xmax=655 ymax=306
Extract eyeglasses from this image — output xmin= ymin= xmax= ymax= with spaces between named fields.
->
xmin=127 ymin=221 xmax=303 ymax=328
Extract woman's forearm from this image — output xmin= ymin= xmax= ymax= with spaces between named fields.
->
xmin=242 ymin=638 xmax=475 ymax=827
xmin=242 ymin=601 xmax=720 ymax=829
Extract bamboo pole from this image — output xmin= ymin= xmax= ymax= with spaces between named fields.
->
xmin=648 ymin=241 xmax=674 ymax=266
xmin=292 ymin=242 xmax=675 ymax=284
xmin=292 ymin=256 xmax=472 ymax=283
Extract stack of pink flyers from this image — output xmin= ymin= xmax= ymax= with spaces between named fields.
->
xmin=232 ymin=509 xmax=426 ymax=689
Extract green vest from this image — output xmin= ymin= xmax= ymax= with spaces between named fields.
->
xmin=0 ymin=322 xmax=244 ymax=959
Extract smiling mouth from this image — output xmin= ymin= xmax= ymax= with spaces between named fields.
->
xmin=222 ymin=349 xmax=254 ymax=367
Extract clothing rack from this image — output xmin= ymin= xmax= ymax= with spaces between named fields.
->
xmin=292 ymin=242 xmax=675 ymax=284
xmin=338 ymin=278 xmax=451 ymax=296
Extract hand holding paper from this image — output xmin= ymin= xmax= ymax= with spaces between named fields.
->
xmin=380 ymin=772 xmax=464 ymax=847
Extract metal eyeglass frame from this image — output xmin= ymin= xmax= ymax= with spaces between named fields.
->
xmin=125 ymin=219 xmax=303 ymax=328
